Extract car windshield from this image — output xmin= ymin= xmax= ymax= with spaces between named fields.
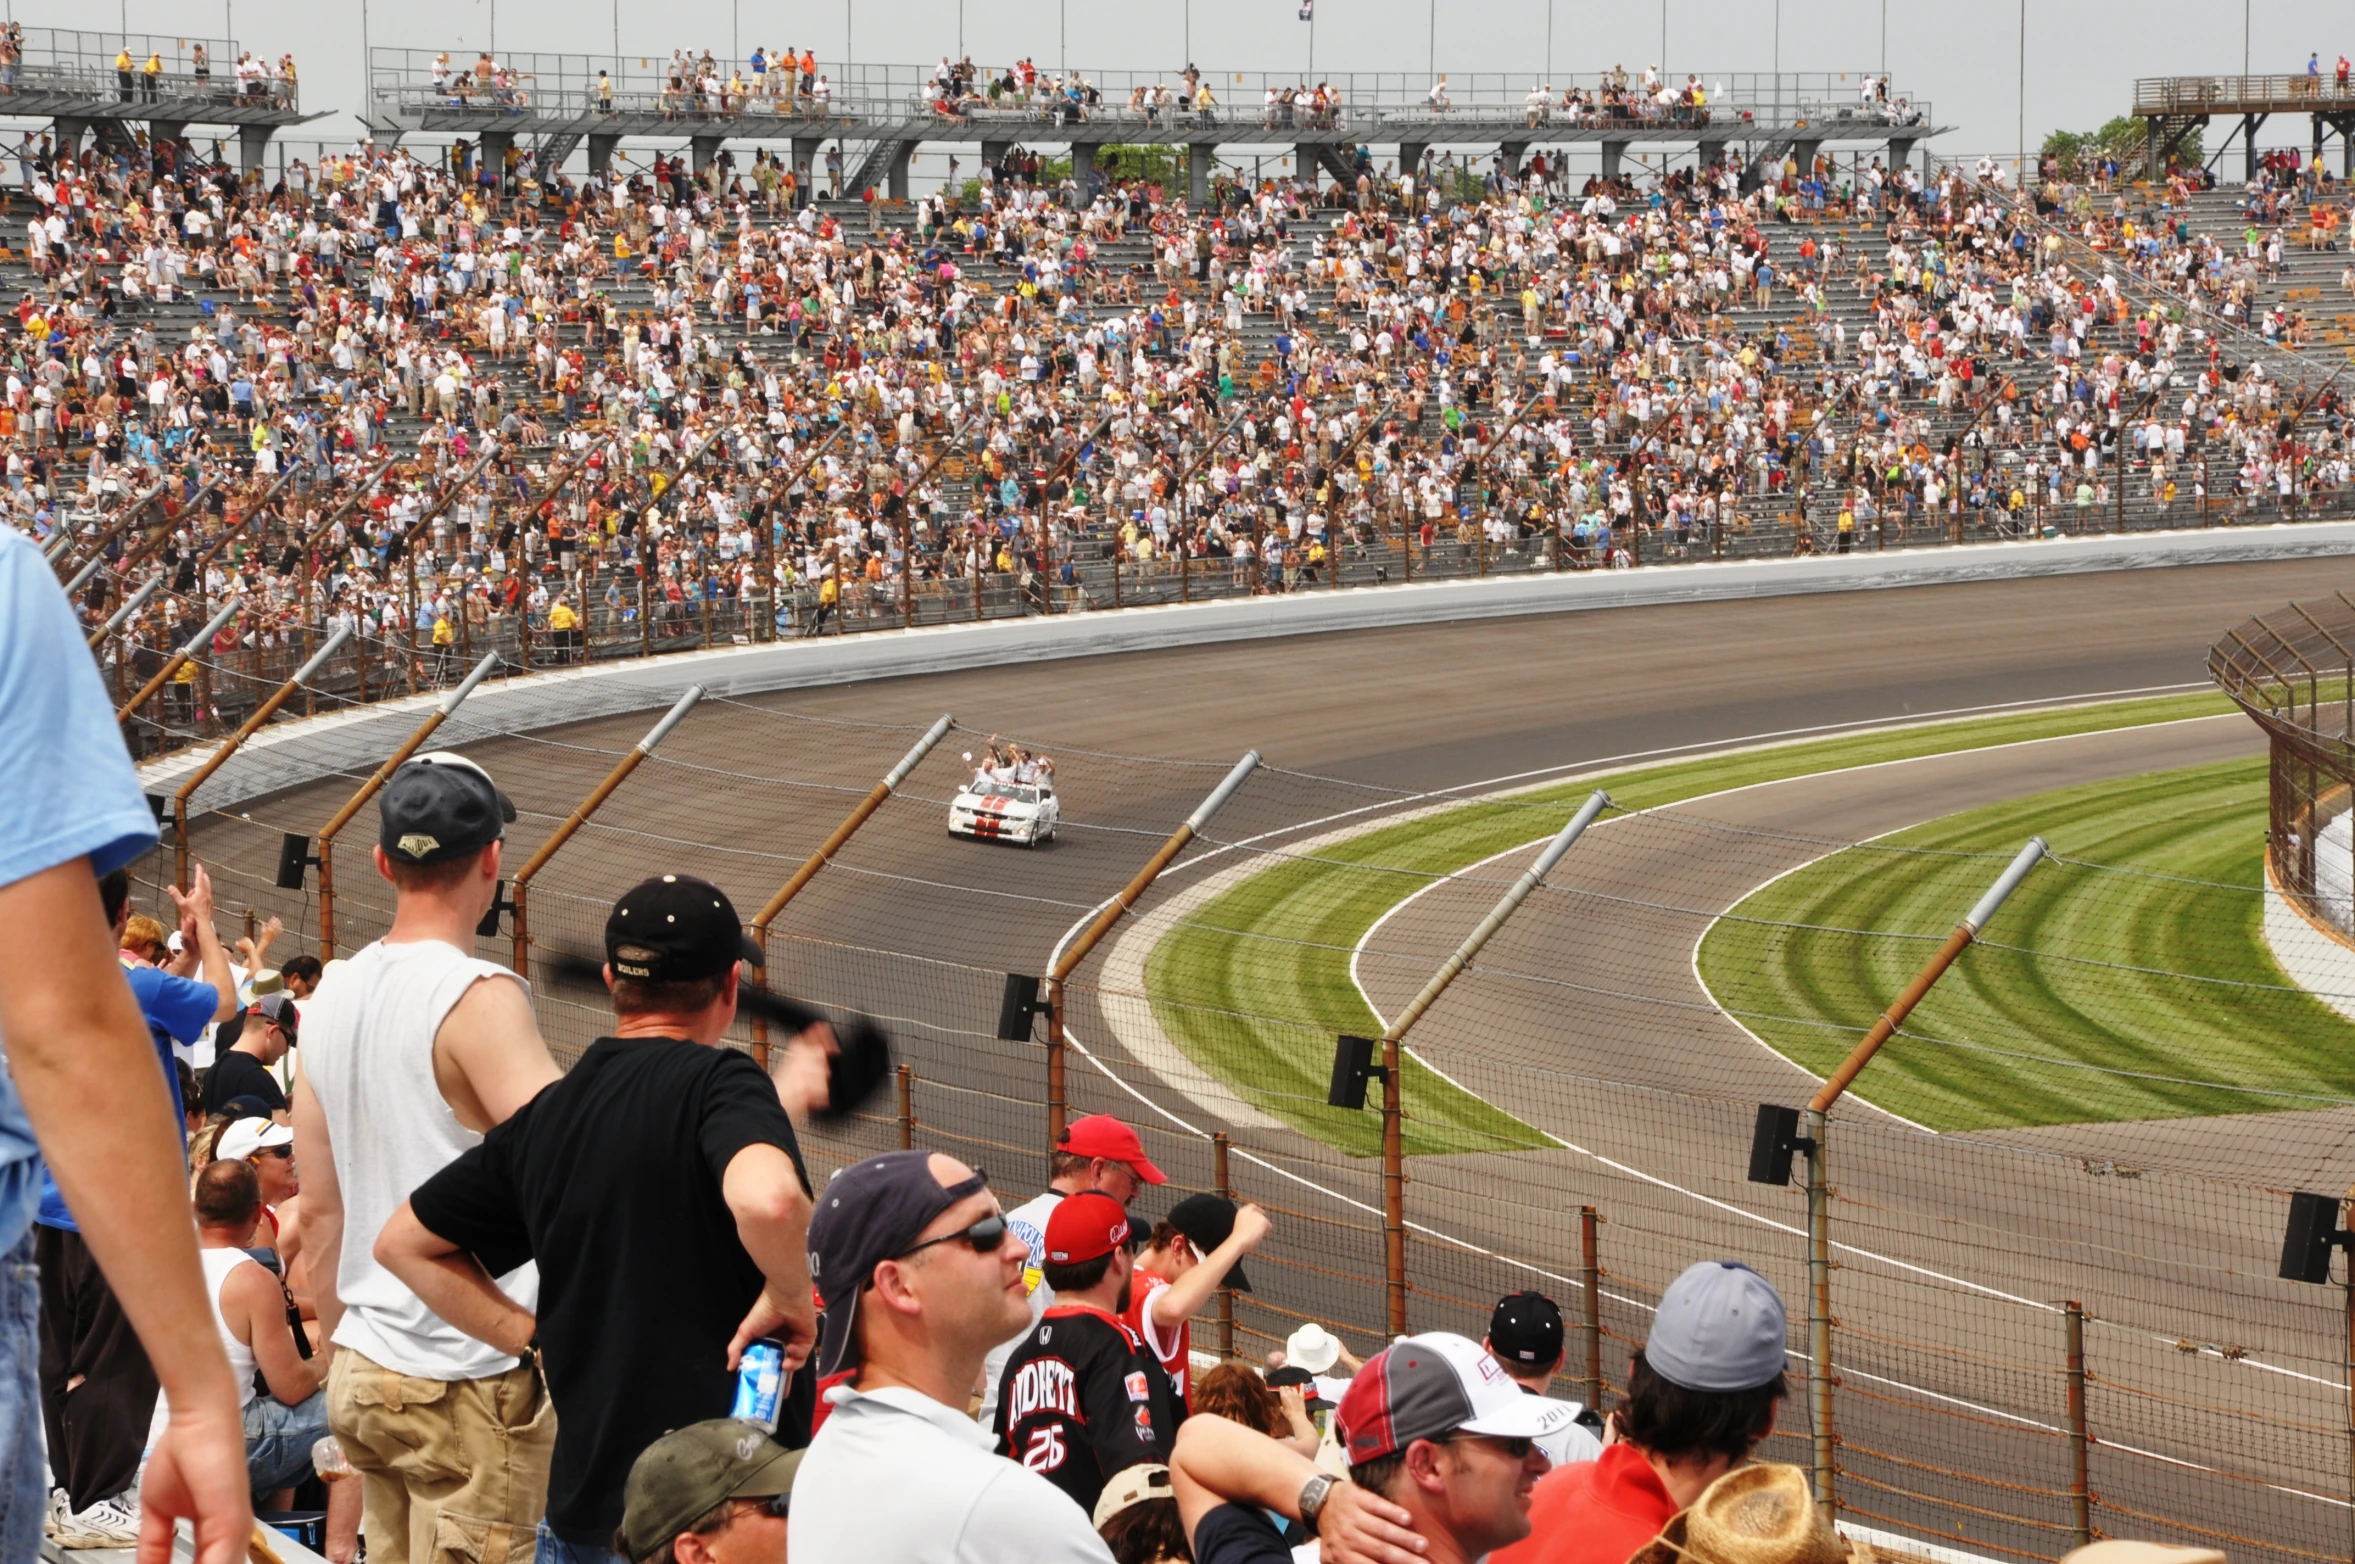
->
xmin=979 ymin=785 xmax=1039 ymax=805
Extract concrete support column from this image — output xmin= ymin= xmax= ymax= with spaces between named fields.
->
xmin=52 ymin=117 xmax=87 ymax=158
xmin=790 ymin=134 xmax=822 ymax=198
xmin=1600 ymin=140 xmax=1626 ymax=179
xmin=2146 ymin=120 xmax=2163 ymax=178
xmin=1499 ymin=141 xmax=1527 ymax=180
xmin=888 ymin=140 xmax=916 ymax=200
xmin=1792 ymin=138 xmax=1820 ymax=178
xmin=587 ymin=133 xmax=620 ymax=179
xmin=980 ymin=140 xmax=1009 ymax=176
xmin=2244 ymin=114 xmax=2260 ymax=182
xmin=1293 ymin=144 xmax=1317 ymax=188
xmin=1188 ymin=142 xmax=1212 ymax=205
xmin=690 ymin=134 xmax=724 ymax=176
xmin=238 ymin=124 xmax=275 ymax=177
xmin=1398 ymin=141 xmax=1427 ymax=186
xmin=479 ymin=127 xmax=514 ymax=191
xmin=148 ymin=118 xmax=186 ymax=153
xmin=1070 ymin=143 xmax=1094 ymax=196
xmin=1887 ymin=137 xmax=1915 ymax=183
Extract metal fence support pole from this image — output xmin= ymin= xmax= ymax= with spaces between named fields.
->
xmin=2066 ymin=1299 xmax=2091 ymax=1550
xmin=745 ymin=714 xmax=952 ymax=1067
xmin=315 ymin=651 xmax=502 ymax=957
xmin=1369 ymin=789 xmax=1614 ymax=1335
xmin=1215 ymin=1132 xmax=1236 ymax=1360
xmin=170 ymin=626 xmax=353 ymax=888
xmin=509 ymin=685 xmax=704 ymax=976
xmin=1785 ymin=835 xmax=2049 ymax=1524
xmin=1805 ymin=1107 xmax=1835 ymax=1522
xmin=1580 ymin=1204 xmax=1603 ymax=1416
xmin=897 ymin=1063 xmax=915 ymax=1151
xmin=117 ymin=596 xmax=243 ymax=726
xmin=1045 ymin=751 xmax=1262 ymax=1141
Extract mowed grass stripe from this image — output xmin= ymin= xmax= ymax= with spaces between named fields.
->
xmin=1696 ymin=757 xmax=2355 ymax=1131
xmin=1145 ymin=691 xmax=2239 ymax=1156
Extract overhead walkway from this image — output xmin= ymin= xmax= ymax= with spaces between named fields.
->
xmin=0 ymin=27 xmax=326 ymax=170
xmin=365 ymin=52 xmax=1946 ymax=198
xmin=2134 ymin=73 xmax=2355 ymax=180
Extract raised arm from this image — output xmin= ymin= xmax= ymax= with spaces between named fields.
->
xmin=1150 ymin=1202 xmax=1270 ymax=1331
xmin=1168 ymin=1413 xmax=1424 ymax=1564
xmin=168 ymin=863 xmax=239 ymax=1022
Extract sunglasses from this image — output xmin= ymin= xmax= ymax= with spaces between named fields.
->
xmin=894 ymin=1211 xmax=1009 ymax=1261
xmin=1443 ymin=1433 xmax=1537 ymax=1461
xmin=737 ymin=1492 xmax=790 ymax=1521
xmin=251 ymin=1144 xmax=295 ymax=1161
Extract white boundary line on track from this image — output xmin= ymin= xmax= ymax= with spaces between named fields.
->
xmin=1037 ymin=690 xmax=2352 ymax=1524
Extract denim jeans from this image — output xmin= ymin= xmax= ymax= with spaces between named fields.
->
xmin=534 ymin=1520 xmax=631 ymax=1564
xmin=245 ymin=1388 xmax=332 ymax=1495
xmin=0 ymin=1227 xmax=44 ymax=1564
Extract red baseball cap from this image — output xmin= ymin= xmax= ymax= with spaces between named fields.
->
xmin=1058 ymin=1114 xmax=1167 ymax=1185
xmin=1044 ymin=1190 xmax=1132 ymax=1265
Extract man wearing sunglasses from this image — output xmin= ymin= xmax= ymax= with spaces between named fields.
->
xmin=990 ymin=1190 xmax=1184 ymax=1519
xmin=374 ymin=875 xmax=816 ymax=1564
xmin=614 ymin=1420 xmax=800 ymax=1564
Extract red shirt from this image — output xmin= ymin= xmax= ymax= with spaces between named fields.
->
xmin=1489 ymin=1445 xmax=1677 ymax=1564
xmin=1121 ymin=1266 xmax=1191 ymax=1405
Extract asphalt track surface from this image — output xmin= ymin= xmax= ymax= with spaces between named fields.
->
xmin=189 ymin=555 xmax=2352 ymax=1563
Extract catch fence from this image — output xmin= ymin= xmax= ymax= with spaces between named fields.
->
xmin=148 ymin=688 xmax=2355 ymax=1564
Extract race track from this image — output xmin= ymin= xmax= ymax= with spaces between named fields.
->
xmin=187 ymin=555 xmax=2352 ymax=1563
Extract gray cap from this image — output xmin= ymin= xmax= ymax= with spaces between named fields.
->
xmin=1646 ymin=1261 xmax=1787 ymax=1393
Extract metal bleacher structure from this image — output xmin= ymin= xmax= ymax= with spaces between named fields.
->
xmin=0 ymin=26 xmax=324 ymax=169
xmin=2134 ymin=72 xmax=2355 ymax=182
xmin=364 ymin=50 xmax=1946 ymax=200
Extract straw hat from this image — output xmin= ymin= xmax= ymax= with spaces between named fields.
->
xmin=2062 ymin=1547 xmax=2225 ymax=1564
xmin=1629 ymin=1465 xmax=1866 ymax=1564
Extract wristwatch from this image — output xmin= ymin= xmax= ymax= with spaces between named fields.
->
xmin=1297 ymin=1473 xmax=1339 ymax=1537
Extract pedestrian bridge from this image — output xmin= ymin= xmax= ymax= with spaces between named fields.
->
xmin=364 ymin=52 xmax=1947 ymax=200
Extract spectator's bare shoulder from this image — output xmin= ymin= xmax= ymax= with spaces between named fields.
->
xmin=431 ymin=965 xmax=559 ymax=1132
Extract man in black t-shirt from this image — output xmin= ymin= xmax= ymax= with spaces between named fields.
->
xmin=374 ymin=874 xmax=823 ymax=1561
xmin=201 ymin=992 xmax=295 ymax=1117
xmin=993 ymin=1190 xmax=1183 ymax=1518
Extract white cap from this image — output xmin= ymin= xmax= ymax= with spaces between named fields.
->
xmin=215 ymin=1117 xmax=293 ymax=1162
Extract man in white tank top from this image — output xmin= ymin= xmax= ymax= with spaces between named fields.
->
xmin=191 ymin=1159 xmax=361 ymax=1560
xmin=292 ymin=754 xmax=562 ymax=1564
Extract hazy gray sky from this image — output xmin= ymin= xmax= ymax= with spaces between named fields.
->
xmin=39 ymin=0 xmax=2335 ymax=164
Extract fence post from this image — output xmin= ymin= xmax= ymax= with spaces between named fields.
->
xmin=1045 ymin=751 xmax=1262 ymax=1141
xmin=1214 ymin=1132 xmax=1236 ymax=1360
xmin=745 ymin=714 xmax=952 ymax=1067
xmin=508 ymin=685 xmax=704 ymax=976
xmin=896 ymin=1063 xmax=915 ymax=1150
xmin=313 ymin=651 xmax=502 ymax=957
xmin=1366 ymin=789 xmax=1613 ymax=1335
xmin=1580 ymin=1204 xmax=1603 ymax=1416
xmin=1785 ymin=835 xmax=2051 ymax=1523
xmin=170 ymin=627 xmax=353 ymax=888
xmin=117 ymin=596 xmax=243 ymax=727
xmin=2066 ymin=1299 xmax=2091 ymax=1550
xmin=1804 ymin=1108 xmax=1835 ymax=1522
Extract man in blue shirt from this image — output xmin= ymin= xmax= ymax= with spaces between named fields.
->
xmin=0 ymin=525 xmax=252 ymax=1564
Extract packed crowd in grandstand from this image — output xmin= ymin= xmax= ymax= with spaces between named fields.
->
xmin=0 ymin=32 xmax=2339 ymax=1564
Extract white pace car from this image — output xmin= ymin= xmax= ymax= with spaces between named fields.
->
xmin=948 ymin=779 xmax=1060 ymax=846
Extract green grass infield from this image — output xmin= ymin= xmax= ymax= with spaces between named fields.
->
xmin=1143 ymin=690 xmax=2243 ymax=1156
xmin=1695 ymin=756 xmax=2355 ymax=1131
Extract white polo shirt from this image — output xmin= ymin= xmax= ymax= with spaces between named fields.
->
xmin=791 ymin=1383 xmax=1114 ymax=1564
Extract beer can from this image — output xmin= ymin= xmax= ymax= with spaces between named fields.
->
xmin=730 ymin=1340 xmax=785 ymax=1432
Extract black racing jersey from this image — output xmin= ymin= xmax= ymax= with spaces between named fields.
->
xmin=991 ymin=1302 xmax=1186 ymax=1518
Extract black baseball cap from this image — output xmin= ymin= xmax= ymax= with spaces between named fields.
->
xmin=1489 ymin=1290 xmax=1565 ymax=1367
xmin=807 ymin=1151 xmax=991 ymax=1378
xmin=605 ymin=875 xmax=763 ymax=984
xmin=379 ymin=752 xmax=515 ymax=866
xmin=1164 ymin=1192 xmax=1251 ymax=1293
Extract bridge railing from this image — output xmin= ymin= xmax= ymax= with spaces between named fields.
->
xmin=3 ymin=26 xmax=299 ymax=114
xmin=2134 ymin=74 xmax=2355 ymax=116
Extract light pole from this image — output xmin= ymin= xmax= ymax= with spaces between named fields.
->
xmin=2016 ymin=0 xmax=2025 ymax=186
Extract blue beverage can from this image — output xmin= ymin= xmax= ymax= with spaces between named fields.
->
xmin=731 ymin=1341 xmax=785 ymax=1432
